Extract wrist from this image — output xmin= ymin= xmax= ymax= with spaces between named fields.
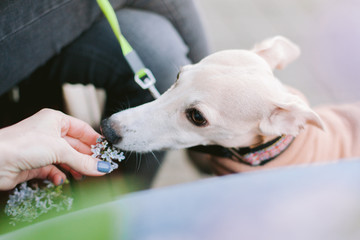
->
xmin=0 ymin=129 xmax=19 ymax=163
xmin=0 ymin=140 xmax=18 ymax=190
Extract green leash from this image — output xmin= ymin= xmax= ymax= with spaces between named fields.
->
xmin=96 ymin=0 xmax=161 ymax=99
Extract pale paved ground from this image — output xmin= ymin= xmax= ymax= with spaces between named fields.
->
xmin=152 ymin=0 xmax=360 ymax=188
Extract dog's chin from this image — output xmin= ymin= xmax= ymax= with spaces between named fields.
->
xmin=111 ymin=141 xmax=167 ymax=153
xmin=113 ymin=141 xmax=198 ymax=153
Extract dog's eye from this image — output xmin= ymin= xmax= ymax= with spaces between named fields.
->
xmin=186 ymin=108 xmax=208 ymax=127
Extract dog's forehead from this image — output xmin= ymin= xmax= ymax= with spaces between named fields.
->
xmin=199 ymin=49 xmax=271 ymax=70
xmin=180 ymin=50 xmax=272 ymax=83
xmin=179 ymin=50 xmax=273 ymax=90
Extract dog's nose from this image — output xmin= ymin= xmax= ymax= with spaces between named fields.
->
xmin=100 ymin=118 xmax=122 ymax=144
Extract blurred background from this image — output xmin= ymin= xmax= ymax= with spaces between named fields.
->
xmin=198 ymin=0 xmax=360 ymax=105
xmin=152 ymin=0 xmax=360 ymax=188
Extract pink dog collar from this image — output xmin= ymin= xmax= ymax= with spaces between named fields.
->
xmin=228 ymin=135 xmax=295 ymax=166
xmin=190 ymin=135 xmax=295 ymax=167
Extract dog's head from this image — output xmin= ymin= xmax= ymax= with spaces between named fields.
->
xmin=101 ymin=36 xmax=324 ymax=152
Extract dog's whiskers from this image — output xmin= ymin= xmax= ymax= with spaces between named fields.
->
xmin=150 ymin=151 xmax=161 ymax=166
xmin=136 ymin=153 xmax=143 ymax=172
xmin=126 ymin=150 xmax=134 ymax=159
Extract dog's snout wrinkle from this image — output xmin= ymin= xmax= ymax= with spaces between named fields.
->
xmin=100 ymin=118 xmax=122 ymax=144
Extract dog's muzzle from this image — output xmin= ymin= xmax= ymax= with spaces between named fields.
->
xmin=100 ymin=118 xmax=122 ymax=145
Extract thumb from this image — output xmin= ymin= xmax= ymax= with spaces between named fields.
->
xmin=60 ymin=146 xmax=112 ymax=176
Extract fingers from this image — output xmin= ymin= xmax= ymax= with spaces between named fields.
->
xmin=60 ymin=114 xmax=101 ymax=146
xmin=20 ymin=165 xmax=67 ymax=186
xmin=28 ymin=109 xmax=101 ymax=146
xmin=210 ymin=157 xmax=235 ymax=175
xmin=59 ymin=164 xmax=83 ymax=180
xmin=63 ymin=136 xmax=92 ymax=155
xmin=210 ymin=156 xmax=261 ymax=174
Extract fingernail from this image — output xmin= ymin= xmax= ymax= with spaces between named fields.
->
xmin=59 ymin=178 xmax=64 ymax=185
xmin=97 ymin=161 xmax=111 ymax=173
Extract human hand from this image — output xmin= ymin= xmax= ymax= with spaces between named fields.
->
xmin=209 ymin=155 xmax=264 ymax=175
xmin=0 ymin=109 xmax=112 ymax=190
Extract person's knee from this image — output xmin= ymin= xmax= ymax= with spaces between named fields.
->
xmin=117 ymin=8 xmax=191 ymax=93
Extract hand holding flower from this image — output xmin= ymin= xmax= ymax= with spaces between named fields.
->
xmin=0 ymin=109 xmax=112 ymax=191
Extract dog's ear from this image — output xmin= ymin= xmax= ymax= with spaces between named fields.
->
xmin=252 ymin=36 xmax=300 ymax=70
xmin=259 ymin=94 xmax=325 ymax=136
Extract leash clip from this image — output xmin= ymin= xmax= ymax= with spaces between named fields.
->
xmin=135 ymin=68 xmax=156 ymax=89
xmin=134 ymin=68 xmax=161 ymax=99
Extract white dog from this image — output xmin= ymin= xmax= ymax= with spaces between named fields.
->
xmin=101 ymin=36 xmax=360 ymax=170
